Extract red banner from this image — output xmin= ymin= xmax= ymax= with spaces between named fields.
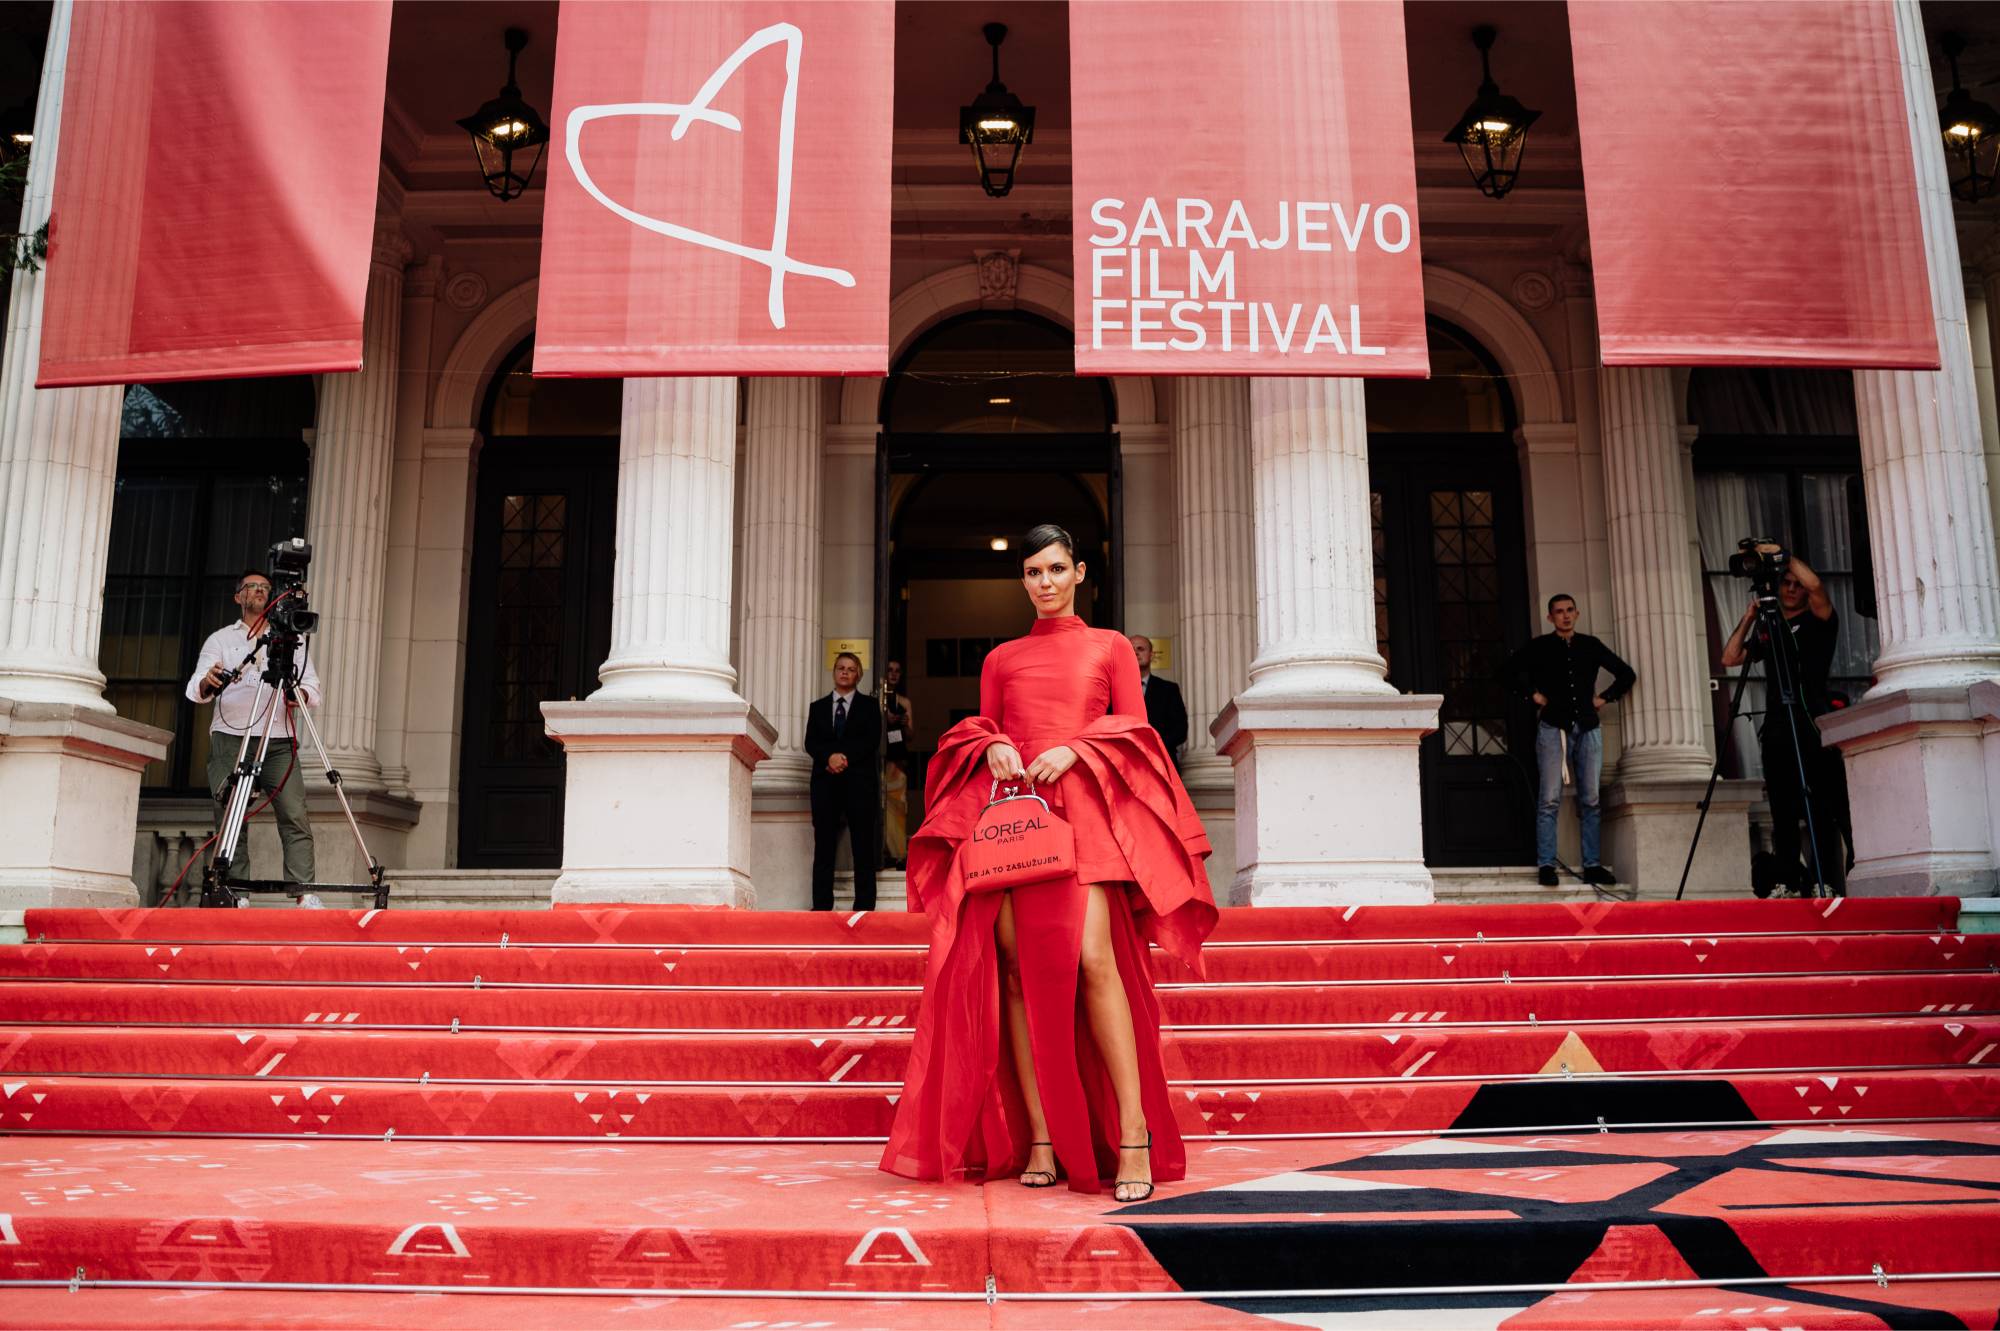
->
xmin=535 ymin=1 xmax=893 ymax=377
xmin=1069 ymin=1 xmax=1427 ymax=376
xmin=1571 ymin=1 xmax=1937 ymax=369
xmin=37 ymin=1 xmax=392 ymax=388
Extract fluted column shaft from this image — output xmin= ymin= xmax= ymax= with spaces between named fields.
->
xmin=305 ymin=224 xmax=407 ymax=788
xmin=1244 ymin=377 xmax=1392 ymax=697
xmin=596 ymin=376 xmax=742 ymax=701
xmin=1600 ymin=365 xmax=1713 ymax=782
xmin=1851 ymin=0 xmax=2000 ymax=692
xmin=1174 ymin=377 xmax=1256 ymax=784
xmin=738 ymin=378 xmax=820 ymax=788
xmin=0 ymin=0 xmax=123 ymax=712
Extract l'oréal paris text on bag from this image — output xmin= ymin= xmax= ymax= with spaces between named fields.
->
xmin=957 ymin=781 xmax=1075 ymax=892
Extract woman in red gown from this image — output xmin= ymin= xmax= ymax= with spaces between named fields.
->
xmin=880 ymin=524 xmax=1217 ymax=1200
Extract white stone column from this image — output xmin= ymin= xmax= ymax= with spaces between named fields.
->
xmin=1973 ymin=265 xmax=2000 ymax=565
xmin=1820 ymin=0 xmax=2000 ymax=897
xmin=739 ymin=379 xmax=821 ymax=790
xmin=1600 ymin=367 xmax=1713 ymax=783
xmin=306 ymin=220 xmax=409 ymax=791
xmin=0 ymin=0 xmax=122 ymax=713
xmin=543 ymin=376 xmax=774 ymax=906
xmin=1171 ymin=378 xmax=1253 ymax=903
xmin=0 ymin=0 xmax=169 ymax=907
xmin=1212 ymin=377 xmax=1439 ymax=905
xmin=1173 ymin=378 xmax=1255 ymax=789
xmin=739 ymin=379 xmax=820 ymax=910
xmin=1597 ymin=367 xmax=1753 ymax=895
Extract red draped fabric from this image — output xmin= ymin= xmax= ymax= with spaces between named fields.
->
xmin=881 ymin=618 xmax=1216 ymax=1194
xmin=37 ymin=1 xmax=392 ymax=387
xmin=1569 ymin=1 xmax=1937 ymax=369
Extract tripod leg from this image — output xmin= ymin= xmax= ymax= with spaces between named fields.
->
xmin=289 ymin=695 xmax=387 ymax=896
xmin=211 ymin=679 xmax=281 ymax=890
xmin=1676 ymin=657 xmax=1757 ymax=901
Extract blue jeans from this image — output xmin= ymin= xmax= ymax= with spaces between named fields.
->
xmin=1535 ymin=722 xmax=1603 ymax=868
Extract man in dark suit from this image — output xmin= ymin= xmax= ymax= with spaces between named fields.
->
xmin=804 ymin=652 xmax=881 ymax=911
xmin=1129 ymin=633 xmax=1188 ymax=766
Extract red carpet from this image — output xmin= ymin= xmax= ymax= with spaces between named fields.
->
xmin=1 ymin=895 xmax=1996 ymax=1329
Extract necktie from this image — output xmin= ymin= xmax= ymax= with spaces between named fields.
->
xmin=833 ymin=696 xmax=848 ymax=737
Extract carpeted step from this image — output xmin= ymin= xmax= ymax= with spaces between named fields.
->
xmin=2 ymin=1016 xmax=1993 ymax=1085
xmin=20 ymin=895 xmax=1960 ymax=945
xmin=4 ymin=930 xmax=1989 ymax=986
xmin=1 ymin=1130 xmax=1994 ymax=1300
xmin=8 ymin=1282 xmax=2000 ymax=1331
xmin=4 ymin=970 xmax=1993 ymax=1030
xmin=6 ymin=1067 xmax=1996 ymax=1139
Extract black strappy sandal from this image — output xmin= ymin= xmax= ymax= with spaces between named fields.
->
xmin=1020 ymin=1141 xmax=1058 ymax=1188
xmin=1114 ymin=1133 xmax=1154 ymax=1203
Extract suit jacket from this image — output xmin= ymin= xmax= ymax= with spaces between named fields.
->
xmin=804 ymin=691 xmax=882 ymax=797
xmin=1141 ymin=674 xmax=1189 ymax=758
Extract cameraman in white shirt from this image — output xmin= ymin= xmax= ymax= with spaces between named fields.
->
xmin=185 ymin=569 xmax=321 ymax=884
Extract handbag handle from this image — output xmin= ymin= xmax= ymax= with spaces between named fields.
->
xmin=987 ymin=777 xmax=1050 ymax=812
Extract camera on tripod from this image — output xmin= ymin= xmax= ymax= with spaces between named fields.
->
xmin=263 ymin=537 xmax=318 ymax=637
xmin=1727 ymin=537 xmax=1791 ymax=598
xmin=200 ymin=534 xmax=390 ymax=909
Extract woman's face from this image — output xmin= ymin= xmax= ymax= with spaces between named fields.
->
xmin=1021 ymin=542 xmax=1085 ymax=617
xmin=884 ymin=660 xmax=903 ymax=687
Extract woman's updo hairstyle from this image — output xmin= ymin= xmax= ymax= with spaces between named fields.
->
xmin=1019 ymin=523 xmax=1077 ymax=562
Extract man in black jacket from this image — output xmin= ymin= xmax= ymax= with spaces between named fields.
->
xmin=1129 ymin=633 xmax=1188 ymax=765
xmin=1502 ymin=594 xmax=1637 ymax=888
xmin=804 ymin=652 xmax=881 ymax=911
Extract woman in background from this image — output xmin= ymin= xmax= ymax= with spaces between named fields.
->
xmin=878 ymin=658 xmax=913 ymax=869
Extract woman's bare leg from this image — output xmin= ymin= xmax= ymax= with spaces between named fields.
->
xmin=996 ymin=894 xmax=1055 ymax=1183
xmin=1078 ymin=884 xmax=1151 ymax=1200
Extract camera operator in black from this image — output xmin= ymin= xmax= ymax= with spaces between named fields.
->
xmin=1719 ymin=546 xmax=1845 ymax=893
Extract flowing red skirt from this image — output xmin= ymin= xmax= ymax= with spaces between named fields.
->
xmin=878 ymin=716 xmax=1217 ymax=1193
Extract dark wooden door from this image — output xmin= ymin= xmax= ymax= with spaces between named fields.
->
xmin=1372 ymin=437 xmax=1535 ymax=866
xmin=458 ymin=441 xmax=616 ymax=867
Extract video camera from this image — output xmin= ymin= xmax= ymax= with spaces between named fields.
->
xmin=263 ymin=537 xmax=319 ymax=637
xmin=1727 ymin=537 xmax=1790 ymax=599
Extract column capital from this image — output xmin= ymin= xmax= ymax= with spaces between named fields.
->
xmin=404 ymin=253 xmax=446 ymax=300
xmin=1513 ymin=422 xmax=1579 ymax=455
xmin=372 ymin=219 xmax=414 ymax=271
xmin=824 ymin=422 xmax=881 ymax=456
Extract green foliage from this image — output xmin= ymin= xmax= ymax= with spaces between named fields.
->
xmin=0 ymin=153 xmax=47 ymax=274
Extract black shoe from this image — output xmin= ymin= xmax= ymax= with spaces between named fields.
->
xmin=1583 ymin=864 xmax=1618 ymax=887
xmin=1537 ymin=865 xmax=1560 ymax=888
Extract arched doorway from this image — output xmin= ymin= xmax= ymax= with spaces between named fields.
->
xmin=1367 ymin=319 xmax=1534 ymax=866
xmin=457 ymin=338 xmax=621 ymax=867
xmin=104 ymin=377 xmax=316 ymax=793
xmin=879 ymin=312 xmax=1118 ymax=807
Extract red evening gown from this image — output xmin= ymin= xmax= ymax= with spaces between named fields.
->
xmin=879 ymin=614 xmax=1218 ymax=1193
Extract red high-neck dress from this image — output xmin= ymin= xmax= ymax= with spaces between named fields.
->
xmin=879 ymin=614 xmax=1217 ymax=1193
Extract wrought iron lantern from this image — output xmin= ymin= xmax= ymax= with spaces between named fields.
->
xmin=1443 ymin=25 xmax=1541 ymax=200
xmin=1940 ymin=33 xmax=2000 ymax=204
xmin=959 ymin=23 xmax=1035 ymax=198
xmin=456 ymin=28 xmax=550 ymax=202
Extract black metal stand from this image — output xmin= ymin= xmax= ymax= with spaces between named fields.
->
xmin=199 ymin=632 xmax=391 ymax=911
xmin=1675 ymin=596 xmax=1833 ymax=901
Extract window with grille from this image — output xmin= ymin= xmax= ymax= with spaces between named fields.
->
xmin=1430 ymin=488 xmax=1511 ymax=758
xmin=489 ymin=493 xmax=569 ymax=762
xmin=101 ymin=382 xmax=312 ymax=793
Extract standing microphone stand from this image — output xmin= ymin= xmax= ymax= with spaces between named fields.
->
xmin=201 ymin=629 xmax=390 ymax=910
xmin=1674 ymin=591 xmax=1832 ymax=901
